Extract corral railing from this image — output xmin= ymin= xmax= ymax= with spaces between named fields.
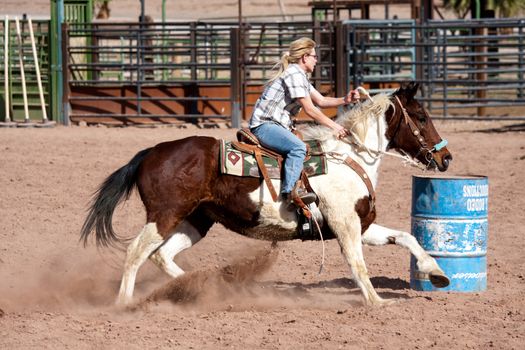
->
xmin=64 ymin=18 xmax=525 ymax=125
xmin=346 ymin=18 xmax=525 ymax=119
xmin=65 ymin=21 xmax=338 ymax=125
xmin=66 ymin=22 xmax=236 ymax=125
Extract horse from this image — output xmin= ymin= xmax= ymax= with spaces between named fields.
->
xmin=80 ymin=82 xmax=452 ymax=307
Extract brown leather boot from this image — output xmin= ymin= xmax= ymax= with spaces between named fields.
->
xmin=292 ymin=187 xmax=317 ymax=205
xmin=284 ymin=181 xmax=317 ymax=207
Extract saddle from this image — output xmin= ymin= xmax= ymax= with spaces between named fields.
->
xmin=231 ymin=128 xmax=316 ymax=207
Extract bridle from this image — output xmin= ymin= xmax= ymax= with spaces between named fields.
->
xmin=313 ymin=93 xmax=449 ymax=213
xmin=390 ymin=95 xmax=448 ymax=166
xmin=331 ymin=94 xmax=448 ymax=173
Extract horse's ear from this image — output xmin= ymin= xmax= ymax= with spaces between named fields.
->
xmin=409 ymin=82 xmax=420 ymax=98
xmin=399 ymin=81 xmax=420 ymax=100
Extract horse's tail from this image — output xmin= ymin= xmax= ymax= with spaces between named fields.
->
xmin=80 ymin=148 xmax=152 ymax=247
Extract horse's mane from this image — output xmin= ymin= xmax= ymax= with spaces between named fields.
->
xmin=339 ymin=93 xmax=393 ymax=143
xmin=302 ymin=93 xmax=393 ymax=142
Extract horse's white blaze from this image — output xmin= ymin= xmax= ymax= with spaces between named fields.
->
xmin=362 ymin=223 xmax=443 ymax=274
xmin=149 ymin=220 xmax=203 ymax=278
xmin=117 ymin=222 xmax=163 ymax=305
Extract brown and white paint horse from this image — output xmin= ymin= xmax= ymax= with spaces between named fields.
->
xmin=81 ymin=82 xmax=452 ymax=306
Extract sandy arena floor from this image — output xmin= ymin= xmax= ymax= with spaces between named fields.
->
xmin=0 ymin=118 xmax=524 ymax=349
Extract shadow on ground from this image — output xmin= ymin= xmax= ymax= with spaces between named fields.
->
xmin=475 ymin=122 xmax=525 ymax=133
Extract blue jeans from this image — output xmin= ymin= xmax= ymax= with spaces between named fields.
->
xmin=251 ymin=122 xmax=306 ymax=194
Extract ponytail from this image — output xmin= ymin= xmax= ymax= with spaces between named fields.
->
xmin=267 ymin=52 xmax=291 ymax=83
xmin=266 ymin=37 xmax=316 ymax=84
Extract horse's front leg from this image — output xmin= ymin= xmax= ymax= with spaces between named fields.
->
xmin=323 ymin=208 xmax=392 ymax=306
xmin=362 ymin=223 xmax=450 ymax=288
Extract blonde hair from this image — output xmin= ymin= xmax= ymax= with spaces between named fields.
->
xmin=267 ymin=37 xmax=316 ymax=83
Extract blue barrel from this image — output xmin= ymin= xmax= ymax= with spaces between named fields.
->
xmin=410 ymin=175 xmax=488 ymax=292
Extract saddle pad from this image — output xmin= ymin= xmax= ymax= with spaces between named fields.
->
xmin=219 ymin=139 xmax=327 ymax=179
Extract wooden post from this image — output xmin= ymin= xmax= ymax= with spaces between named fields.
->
xmin=28 ymin=17 xmax=50 ymax=124
xmin=15 ymin=17 xmax=32 ymax=126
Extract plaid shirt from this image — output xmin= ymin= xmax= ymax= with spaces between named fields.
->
xmin=249 ymin=64 xmax=315 ymax=130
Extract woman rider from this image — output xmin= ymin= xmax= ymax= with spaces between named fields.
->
xmin=249 ymin=37 xmax=362 ymax=206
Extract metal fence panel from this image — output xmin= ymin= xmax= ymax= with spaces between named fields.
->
xmin=64 ymin=18 xmax=525 ymax=124
xmin=345 ymin=19 xmax=416 ymax=85
xmin=65 ymin=21 xmax=338 ymax=124
xmin=66 ymin=22 xmax=236 ymax=124
xmin=345 ymin=19 xmax=525 ymax=119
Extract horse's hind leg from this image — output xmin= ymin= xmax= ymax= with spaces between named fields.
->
xmin=362 ymin=223 xmax=450 ymax=288
xmin=116 ymin=222 xmax=164 ymax=306
xmin=149 ymin=217 xmax=210 ymax=278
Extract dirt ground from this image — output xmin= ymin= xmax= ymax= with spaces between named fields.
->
xmin=0 ymin=119 xmax=524 ymax=349
xmin=1 ymin=0 xmax=429 ymax=21
xmin=1 ymin=0 xmax=314 ymax=21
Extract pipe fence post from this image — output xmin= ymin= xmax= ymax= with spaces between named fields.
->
xmin=3 ymin=16 xmax=12 ymax=124
xmin=230 ymin=27 xmax=241 ymax=128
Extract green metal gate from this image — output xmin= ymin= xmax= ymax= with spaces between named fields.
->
xmin=50 ymin=0 xmax=93 ymax=123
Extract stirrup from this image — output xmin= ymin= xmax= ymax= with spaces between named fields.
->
xmin=286 ymin=181 xmax=317 ymax=207
xmin=293 ymin=188 xmax=317 ymax=205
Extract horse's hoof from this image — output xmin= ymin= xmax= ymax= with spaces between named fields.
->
xmin=429 ymin=270 xmax=450 ymax=288
xmin=381 ymin=298 xmax=398 ymax=306
xmin=115 ymin=297 xmax=133 ymax=307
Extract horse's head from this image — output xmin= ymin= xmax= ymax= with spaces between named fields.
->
xmin=386 ymin=82 xmax=452 ymax=171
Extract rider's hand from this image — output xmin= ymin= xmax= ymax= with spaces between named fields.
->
xmin=344 ymin=90 xmax=360 ymax=104
xmin=344 ymin=87 xmax=371 ymax=104
xmin=333 ymin=125 xmax=349 ymax=139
